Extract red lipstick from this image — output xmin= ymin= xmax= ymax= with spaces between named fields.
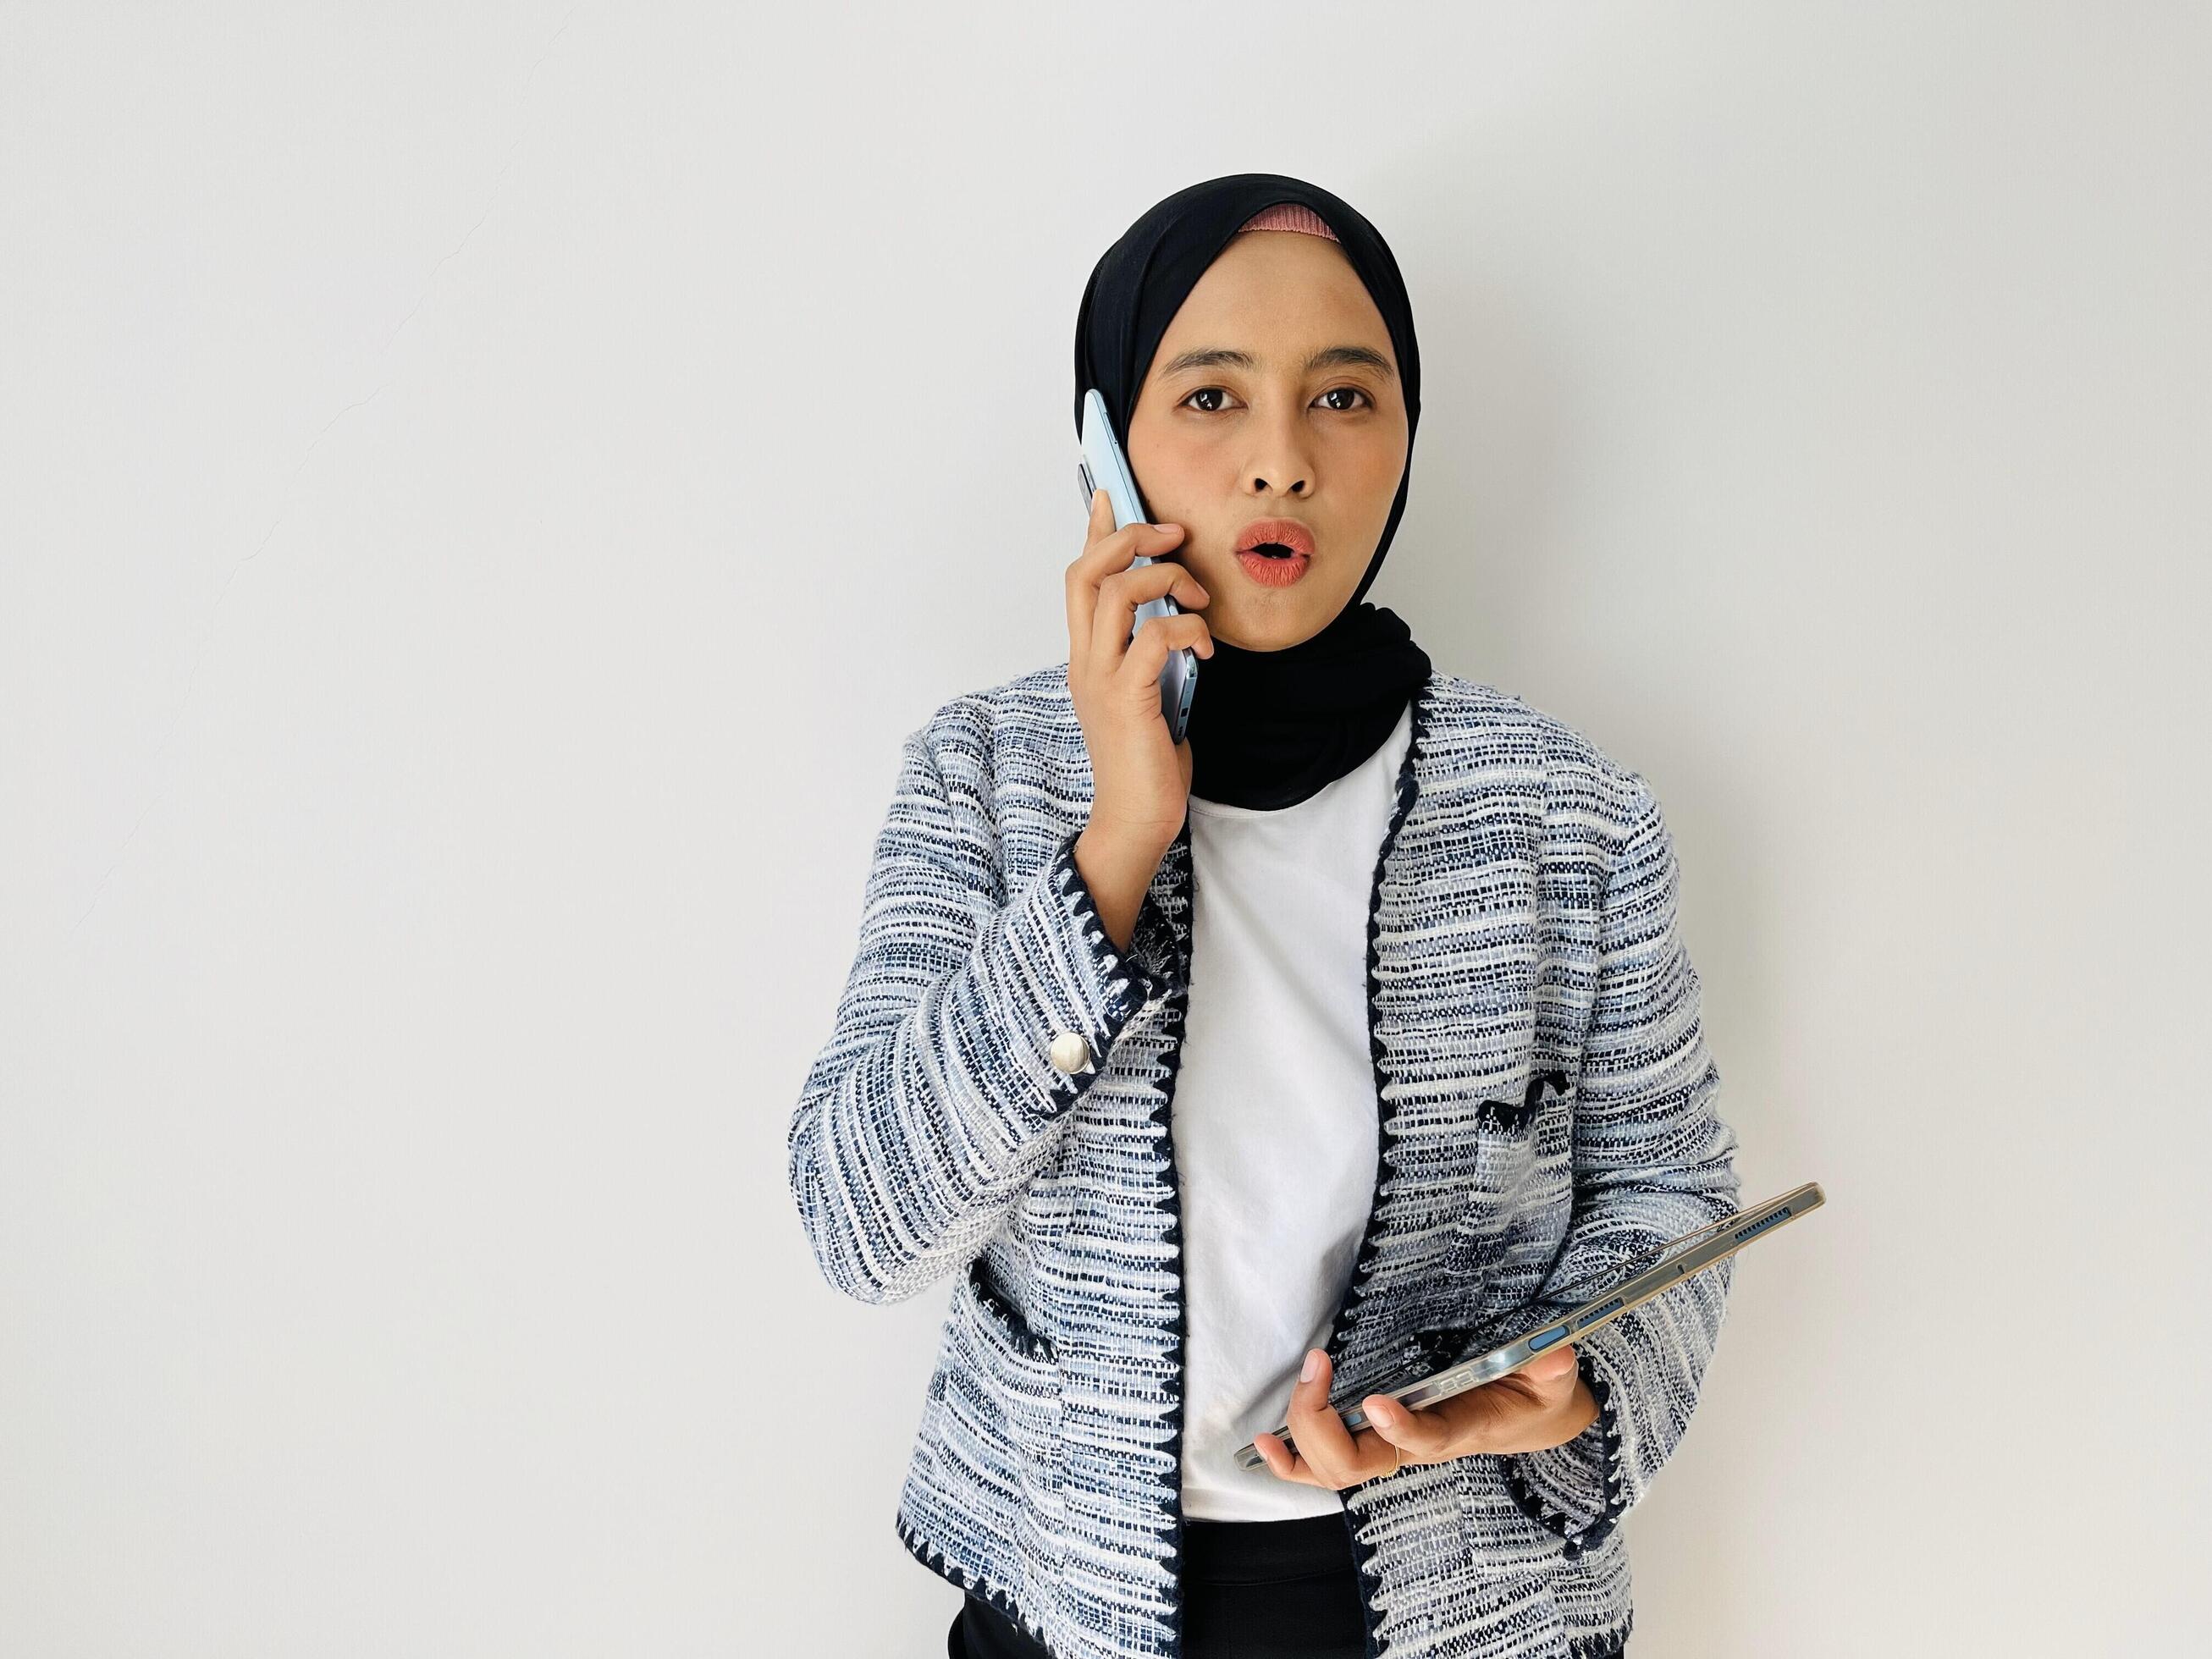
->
xmin=1233 ymin=517 xmax=1315 ymax=587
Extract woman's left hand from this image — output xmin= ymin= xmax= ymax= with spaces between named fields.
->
xmin=1251 ymin=1343 xmax=1600 ymax=1491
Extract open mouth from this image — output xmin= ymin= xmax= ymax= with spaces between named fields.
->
xmin=1233 ymin=539 xmax=1312 ymax=587
xmin=1234 ymin=517 xmax=1317 ymax=560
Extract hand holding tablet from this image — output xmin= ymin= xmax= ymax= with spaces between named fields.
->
xmin=1236 ymin=1181 xmax=1826 ymax=1477
xmin=1250 ymin=1327 xmax=1596 ymax=1490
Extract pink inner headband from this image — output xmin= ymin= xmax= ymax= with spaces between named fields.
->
xmin=1235 ymin=202 xmax=1339 ymax=241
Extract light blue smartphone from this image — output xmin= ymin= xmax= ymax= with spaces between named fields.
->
xmin=1078 ymin=388 xmax=1198 ymax=746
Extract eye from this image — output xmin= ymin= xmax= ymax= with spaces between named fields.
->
xmin=1178 ymin=385 xmax=1376 ymax=414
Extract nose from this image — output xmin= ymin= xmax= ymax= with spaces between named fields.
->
xmin=1246 ymin=401 xmax=1316 ymax=498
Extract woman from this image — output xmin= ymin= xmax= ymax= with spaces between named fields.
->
xmin=787 ymin=174 xmax=1741 ymax=1659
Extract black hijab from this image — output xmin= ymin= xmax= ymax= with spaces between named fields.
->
xmin=1073 ymin=173 xmax=1432 ymax=812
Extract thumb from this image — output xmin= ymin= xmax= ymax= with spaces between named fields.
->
xmin=1525 ymin=1343 xmax=1578 ymax=1392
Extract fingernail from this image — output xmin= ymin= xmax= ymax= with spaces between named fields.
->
xmin=1302 ymin=1349 xmax=1321 ymax=1382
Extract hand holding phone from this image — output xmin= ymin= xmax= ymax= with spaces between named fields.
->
xmin=1078 ymin=388 xmax=1200 ymax=745
xmin=1065 ymin=387 xmax=1213 ymax=855
xmin=1066 ymin=488 xmax=1214 ymax=856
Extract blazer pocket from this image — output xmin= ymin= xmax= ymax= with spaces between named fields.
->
xmin=947 ymin=1254 xmax=1068 ymax=1585
xmin=954 ymin=1255 xmax=1065 ymax=1482
xmin=1450 ymin=1452 xmax=1575 ymax=1632
xmin=1439 ymin=1066 xmax=1574 ymax=1287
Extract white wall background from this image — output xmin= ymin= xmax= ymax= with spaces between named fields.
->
xmin=6 ymin=3 xmax=2208 ymax=1654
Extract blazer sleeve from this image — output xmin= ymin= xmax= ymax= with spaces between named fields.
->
xmin=1498 ymin=781 xmax=1743 ymax=1557
xmin=786 ymin=722 xmax=1174 ymax=1306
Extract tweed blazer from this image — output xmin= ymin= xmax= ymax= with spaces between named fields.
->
xmin=787 ymin=661 xmax=1742 ymax=1659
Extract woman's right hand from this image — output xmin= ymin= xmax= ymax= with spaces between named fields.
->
xmin=1067 ymin=487 xmax=1216 ymax=855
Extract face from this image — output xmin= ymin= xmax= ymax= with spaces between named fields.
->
xmin=1125 ymin=229 xmax=1409 ymax=652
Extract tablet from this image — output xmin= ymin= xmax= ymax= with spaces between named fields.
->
xmin=1231 ymin=1181 xmax=1825 ymax=1472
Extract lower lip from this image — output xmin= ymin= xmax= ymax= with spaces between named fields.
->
xmin=1235 ymin=550 xmax=1311 ymax=587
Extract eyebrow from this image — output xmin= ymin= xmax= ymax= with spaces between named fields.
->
xmin=1154 ymin=344 xmax=1397 ymax=382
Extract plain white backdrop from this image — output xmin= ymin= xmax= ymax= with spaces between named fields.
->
xmin=5 ymin=3 xmax=2208 ymax=1654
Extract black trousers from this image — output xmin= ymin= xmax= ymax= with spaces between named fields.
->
xmin=947 ymin=1511 xmax=1370 ymax=1659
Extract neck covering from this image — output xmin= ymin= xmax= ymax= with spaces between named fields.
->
xmin=1074 ymin=173 xmax=1433 ymax=812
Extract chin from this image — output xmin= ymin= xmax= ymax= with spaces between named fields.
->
xmin=1221 ymin=610 xmax=1331 ymax=652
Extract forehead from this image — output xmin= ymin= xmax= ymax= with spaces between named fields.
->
xmin=1150 ymin=230 xmax=1393 ymax=367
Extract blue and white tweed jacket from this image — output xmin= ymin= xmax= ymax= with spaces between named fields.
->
xmin=787 ymin=661 xmax=1741 ymax=1659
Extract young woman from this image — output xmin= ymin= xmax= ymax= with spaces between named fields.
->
xmin=788 ymin=174 xmax=1742 ymax=1659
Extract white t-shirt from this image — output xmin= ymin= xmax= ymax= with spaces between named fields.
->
xmin=1172 ymin=700 xmax=1416 ymax=1521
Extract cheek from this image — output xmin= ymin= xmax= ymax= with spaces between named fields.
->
xmin=1127 ymin=411 xmax=1205 ymax=477
xmin=1138 ymin=440 xmax=1212 ymax=504
xmin=1353 ymin=439 xmax=1405 ymax=502
xmin=1320 ymin=558 xmax=1368 ymax=609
